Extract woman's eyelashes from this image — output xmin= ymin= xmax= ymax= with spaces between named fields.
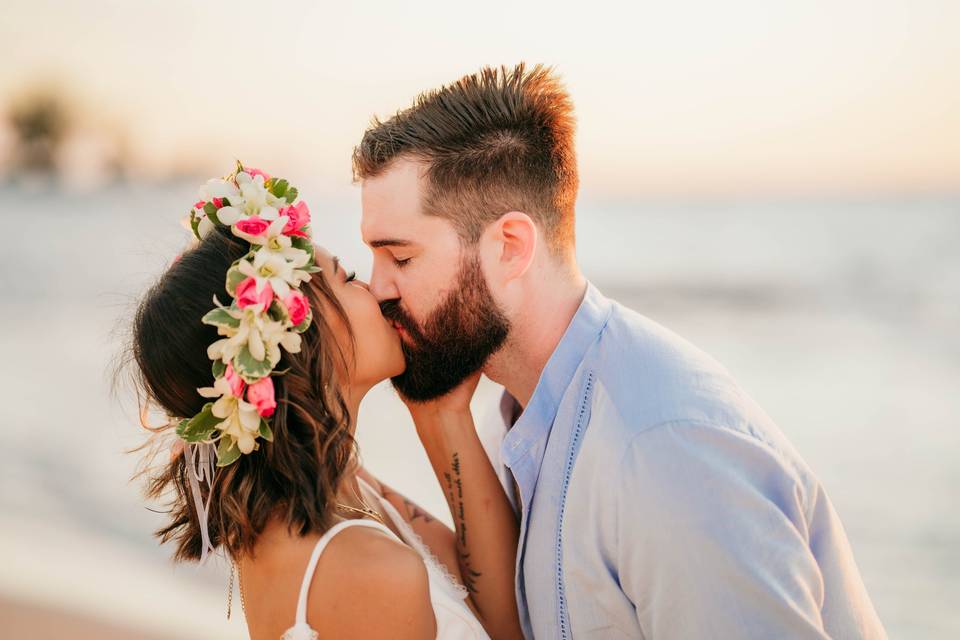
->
xmin=345 ymin=270 xmax=357 ymax=283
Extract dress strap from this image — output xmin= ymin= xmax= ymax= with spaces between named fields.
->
xmin=293 ymin=518 xmax=399 ymax=625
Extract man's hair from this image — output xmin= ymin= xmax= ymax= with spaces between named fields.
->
xmin=352 ymin=63 xmax=579 ymax=254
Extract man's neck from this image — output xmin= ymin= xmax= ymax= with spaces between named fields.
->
xmin=485 ymin=269 xmax=588 ymax=408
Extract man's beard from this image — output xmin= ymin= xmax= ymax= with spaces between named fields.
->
xmin=380 ymin=255 xmax=510 ymax=402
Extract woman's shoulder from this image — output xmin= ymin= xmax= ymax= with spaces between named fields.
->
xmin=307 ymin=521 xmax=436 ymax=638
xmin=320 ymin=520 xmax=423 ymax=582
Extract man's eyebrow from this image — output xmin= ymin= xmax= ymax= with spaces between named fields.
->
xmin=369 ymin=239 xmax=413 ymax=249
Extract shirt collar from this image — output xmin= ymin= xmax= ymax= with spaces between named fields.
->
xmin=501 ymin=281 xmax=613 ymax=468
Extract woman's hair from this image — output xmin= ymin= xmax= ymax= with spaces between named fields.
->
xmin=131 ymin=227 xmax=355 ymax=561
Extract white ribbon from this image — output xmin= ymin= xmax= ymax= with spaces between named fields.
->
xmin=186 ymin=442 xmax=217 ymax=564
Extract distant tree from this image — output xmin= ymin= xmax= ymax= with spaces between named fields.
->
xmin=7 ymin=87 xmax=71 ymax=174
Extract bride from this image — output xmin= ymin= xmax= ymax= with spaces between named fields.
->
xmin=129 ymin=165 xmax=522 ymax=639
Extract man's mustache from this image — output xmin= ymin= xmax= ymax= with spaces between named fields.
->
xmin=379 ymin=299 xmax=425 ymax=343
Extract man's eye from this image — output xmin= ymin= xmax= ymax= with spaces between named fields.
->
xmin=394 ymin=257 xmax=412 ymax=268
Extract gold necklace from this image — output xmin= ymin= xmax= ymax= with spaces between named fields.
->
xmin=227 ymin=560 xmax=246 ymax=619
xmin=335 ymin=479 xmax=386 ymax=525
xmin=335 ymin=500 xmax=386 ymax=525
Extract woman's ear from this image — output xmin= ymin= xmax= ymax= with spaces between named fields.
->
xmin=486 ymin=211 xmax=537 ymax=283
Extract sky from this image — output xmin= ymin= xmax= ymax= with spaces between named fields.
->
xmin=2 ymin=0 xmax=959 ymax=197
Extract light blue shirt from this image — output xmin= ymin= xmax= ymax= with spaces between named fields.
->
xmin=483 ymin=283 xmax=886 ymax=639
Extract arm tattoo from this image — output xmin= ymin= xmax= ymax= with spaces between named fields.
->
xmin=380 ymin=485 xmax=435 ymax=524
xmin=450 ymin=452 xmax=483 ymax=594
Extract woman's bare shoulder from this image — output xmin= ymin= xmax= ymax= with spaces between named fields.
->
xmin=308 ymin=522 xmax=436 ymax=638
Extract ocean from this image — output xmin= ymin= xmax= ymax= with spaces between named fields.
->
xmin=0 ymin=181 xmax=957 ymax=638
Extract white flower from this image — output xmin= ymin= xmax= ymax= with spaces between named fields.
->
xmin=235 ymin=172 xmax=286 ymax=218
xmin=197 ymin=215 xmax=215 ymax=238
xmin=237 ymin=249 xmax=310 ymax=299
xmin=199 ymin=178 xmax=240 ymax=202
xmin=234 ymin=216 xmax=311 ymax=261
xmin=206 ymin=304 xmax=301 ymax=368
xmin=197 ymin=377 xmax=260 ymax=454
xmin=205 ymin=173 xmax=287 ymax=225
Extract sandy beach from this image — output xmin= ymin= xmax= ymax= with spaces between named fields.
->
xmin=0 ymin=596 xmax=175 ymax=640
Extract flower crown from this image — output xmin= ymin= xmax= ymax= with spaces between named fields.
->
xmin=175 ymin=162 xmax=320 ymax=467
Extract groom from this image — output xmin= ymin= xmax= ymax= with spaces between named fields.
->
xmin=354 ymin=64 xmax=886 ymax=639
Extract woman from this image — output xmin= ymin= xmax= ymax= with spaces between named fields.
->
xmin=131 ymin=166 xmax=521 ymax=639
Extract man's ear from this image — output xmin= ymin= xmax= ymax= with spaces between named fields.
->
xmin=487 ymin=211 xmax=537 ymax=282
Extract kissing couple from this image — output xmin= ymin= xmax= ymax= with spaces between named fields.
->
xmin=130 ymin=64 xmax=886 ymax=639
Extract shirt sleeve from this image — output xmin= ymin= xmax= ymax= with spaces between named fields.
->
xmin=476 ymin=389 xmax=519 ymax=515
xmin=616 ymin=420 xmax=831 ymax=639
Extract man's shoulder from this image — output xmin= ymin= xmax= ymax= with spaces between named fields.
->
xmin=580 ymin=296 xmax=807 ymax=475
xmin=595 ymin=298 xmax=729 ymax=379
xmin=585 ymin=298 xmax=746 ymax=430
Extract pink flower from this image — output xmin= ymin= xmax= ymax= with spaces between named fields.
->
xmin=224 ymin=362 xmax=245 ymax=398
xmin=234 ymin=216 xmax=270 ymax=238
xmin=194 ymin=198 xmax=222 ymax=209
xmin=280 ymin=201 xmax=310 ymax=236
xmin=247 ymin=376 xmax=276 ymax=417
xmin=246 ymin=167 xmax=270 ymax=181
xmin=284 ymin=290 xmax=310 ymax=325
xmin=235 ymin=277 xmax=274 ymax=310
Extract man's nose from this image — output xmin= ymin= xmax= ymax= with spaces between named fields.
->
xmin=368 ymin=263 xmax=400 ymax=303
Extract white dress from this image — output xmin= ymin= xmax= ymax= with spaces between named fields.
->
xmin=281 ymin=478 xmax=490 ymax=639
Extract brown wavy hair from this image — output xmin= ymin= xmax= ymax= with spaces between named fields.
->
xmin=130 ymin=226 xmax=356 ymax=561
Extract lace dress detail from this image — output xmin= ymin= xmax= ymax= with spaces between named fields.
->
xmin=280 ymin=622 xmax=318 ymax=640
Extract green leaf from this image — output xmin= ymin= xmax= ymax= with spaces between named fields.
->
xmin=177 ymin=403 xmax=221 ymax=442
xmin=189 ymin=211 xmax=202 ymax=241
xmin=268 ymin=300 xmax=289 ymax=324
xmin=201 ymin=307 xmax=240 ymax=329
xmin=284 ymin=186 xmax=298 ymax=202
xmin=225 ymin=263 xmax=247 ymax=297
xmin=258 ymin=419 xmax=274 ymax=442
xmin=301 ymin=264 xmax=323 ymax=274
xmin=216 ymin=437 xmax=241 ymax=467
xmin=234 ymin=346 xmax=272 ymax=381
xmin=211 ymin=359 xmax=226 ymax=379
xmin=289 ymin=235 xmax=315 ymax=262
xmin=270 ymin=179 xmax=289 ymax=198
xmin=203 ymin=202 xmax=221 ymax=226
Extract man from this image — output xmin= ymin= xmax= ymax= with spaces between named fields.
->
xmin=354 ymin=63 xmax=886 ymax=639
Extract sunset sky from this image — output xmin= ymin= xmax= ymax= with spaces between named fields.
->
xmin=2 ymin=0 xmax=958 ymax=197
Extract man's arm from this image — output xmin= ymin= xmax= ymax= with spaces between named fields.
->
xmin=617 ymin=420 xmax=830 ymax=639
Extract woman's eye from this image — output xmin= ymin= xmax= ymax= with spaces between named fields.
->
xmin=394 ymin=257 xmax=412 ymax=268
xmin=345 ymin=271 xmax=357 ymax=283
